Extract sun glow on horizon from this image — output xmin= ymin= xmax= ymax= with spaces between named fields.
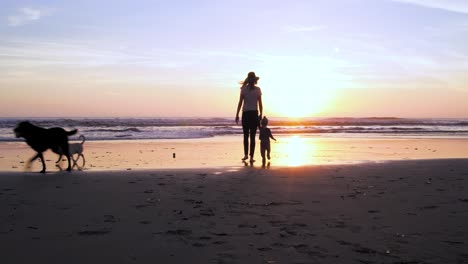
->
xmin=1 ymin=1 xmax=468 ymax=118
xmin=260 ymin=56 xmax=344 ymax=118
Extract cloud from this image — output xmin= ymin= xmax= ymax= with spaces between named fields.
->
xmin=7 ymin=7 xmax=48 ymax=27
xmin=392 ymin=0 xmax=468 ymax=14
xmin=0 ymin=38 xmax=208 ymax=80
xmin=284 ymin=25 xmax=324 ymax=33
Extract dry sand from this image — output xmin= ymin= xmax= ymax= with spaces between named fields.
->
xmin=1 ymin=136 xmax=468 ymax=263
xmin=1 ymin=159 xmax=468 ymax=263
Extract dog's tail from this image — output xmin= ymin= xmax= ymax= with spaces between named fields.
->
xmin=78 ymin=135 xmax=86 ymax=144
xmin=67 ymin=129 xmax=78 ymax=136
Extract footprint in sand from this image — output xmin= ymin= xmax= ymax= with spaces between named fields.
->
xmin=166 ymin=229 xmax=192 ymax=236
xmin=135 ymin=204 xmax=151 ymax=209
xmin=257 ymin=247 xmax=273 ymax=252
xmin=192 ymin=242 xmax=205 ymax=247
xmin=78 ymin=227 xmax=111 ymax=236
xmin=210 ymin=232 xmax=229 ymax=237
xmin=238 ymin=223 xmax=257 ymax=228
xmin=443 ymin=240 xmax=464 ymax=245
xmin=420 ymin=205 xmax=439 ymax=210
xmin=103 ymin=215 xmax=118 ymax=223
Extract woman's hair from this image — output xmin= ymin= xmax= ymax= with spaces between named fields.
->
xmin=240 ymin=72 xmax=259 ymax=89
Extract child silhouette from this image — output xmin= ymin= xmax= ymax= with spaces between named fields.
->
xmin=259 ymin=116 xmax=276 ymax=166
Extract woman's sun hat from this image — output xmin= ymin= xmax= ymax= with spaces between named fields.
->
xmin=247 ymin=71 xmax=260 ymax=82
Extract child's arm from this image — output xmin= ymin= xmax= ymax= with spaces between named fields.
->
xmin=269 ymin=129 xmax=276 ymax=141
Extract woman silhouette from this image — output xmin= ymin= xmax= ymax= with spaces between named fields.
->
xmin=235 ymin=72 xmax=263 ymax=162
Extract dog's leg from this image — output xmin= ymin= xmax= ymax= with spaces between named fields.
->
xmin=55 ymin=154 xmax=63 ymax=164
xmin=26 ymin=153 xmax=40 ymax=171
xmin=39 ymin=153 xmax=46 ymax=173
xmin=71 ymin=154 xmax=78 ymax=168
xmin=30 ymin=152 xmax=46 ymax=173
xmin=80 ymin=154 xmax=85 ymax=167
xmin=62 ymin=144 xmax=72 ymax=172
xmin=74 ymin=154 xmax=85 ymax=169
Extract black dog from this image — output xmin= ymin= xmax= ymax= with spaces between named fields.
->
xmin=14 ymin=121 xmax=78 ymax=173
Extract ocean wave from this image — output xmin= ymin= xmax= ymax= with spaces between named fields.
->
xmin=1 ymin=117 xmax=468 ymax=142
xmin=84 ymin=127 xmax=142 ymax=133
xmin=1 ymin=117 xmax=468 ymax=128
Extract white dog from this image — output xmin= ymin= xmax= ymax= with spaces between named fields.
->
xmin=55 ymin=135 xmax=85 ymax=167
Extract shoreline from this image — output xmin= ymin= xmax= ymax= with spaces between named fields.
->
xmin=1 ymin=159 xmax=467 ymax=263
xmin=1 ymin=135 xmax=468 ymax=172
xmin=1 ymin=157 xmax=467 ymax=175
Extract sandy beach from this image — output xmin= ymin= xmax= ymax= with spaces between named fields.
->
xmin=1 ymin=137 xmax=468 ymax=263
xmin=2 ymin=135 xmax=468 ymax=171
xmin=3 ymin=0 xmax=468 ymax=262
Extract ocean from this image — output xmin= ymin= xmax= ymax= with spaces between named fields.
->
xmin=1 ymin=117 xmax=468 ymax=142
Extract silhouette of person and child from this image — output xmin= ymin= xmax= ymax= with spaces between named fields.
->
xmin=14 ymin=71 xmax=274 ymax=173
xmin=236 ymin=72 xmax=276 ymax=167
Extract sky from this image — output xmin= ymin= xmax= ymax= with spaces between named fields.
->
xmin=0 ymin=0 xmax=467 ymax=118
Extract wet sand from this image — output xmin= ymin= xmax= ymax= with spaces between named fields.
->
xmin=1 ymin=135 xmax=468 ymax=172
xmin=1 ymin=136 xmax=468 ymax=263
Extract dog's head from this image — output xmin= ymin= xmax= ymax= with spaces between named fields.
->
xmin=14 ymin=121 xmax=34 ymax=138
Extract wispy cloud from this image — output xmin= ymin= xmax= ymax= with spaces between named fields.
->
xmin=0 ymin=39 xmax=167 ymax=67
xmin=392 ymin=0 xmax=468 ymax=14
xmin=284 ymin=25 xmax=324 ymax=33
xmin=7 ymin=7 xmax=50 ymax=27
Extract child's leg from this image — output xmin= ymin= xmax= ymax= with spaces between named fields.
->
xmin=260 ymin=143 xmax=266 ymax=166
xmin=260 ymin=143 xmax=266 ymax=159
xmin=267 ymin=143 xmax=271 ymax=160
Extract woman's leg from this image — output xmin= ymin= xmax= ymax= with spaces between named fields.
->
xmin=242 ymin=113 xmax=251 ymax=159
xmin=242 ymin=125 xmax=249 ymax=158
xmin=242 ymin=111 xmax=258 ymax=161
xmin=249 ymin=128 xmax=256 ymax=159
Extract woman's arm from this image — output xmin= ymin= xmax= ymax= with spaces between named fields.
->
xmin=235 ymin=94 xmax=244 ymax=124
xmin=258 ymin=95 xmax=263 ymax=119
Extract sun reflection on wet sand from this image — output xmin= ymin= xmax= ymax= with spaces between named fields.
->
xmin=2 ymin=136 xmax=468 ymax=172
xmin=274 ymin=136 xmax=318 ymax=167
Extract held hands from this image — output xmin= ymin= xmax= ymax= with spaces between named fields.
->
xmin=235 ymin=116 xmax=239 ymax=124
